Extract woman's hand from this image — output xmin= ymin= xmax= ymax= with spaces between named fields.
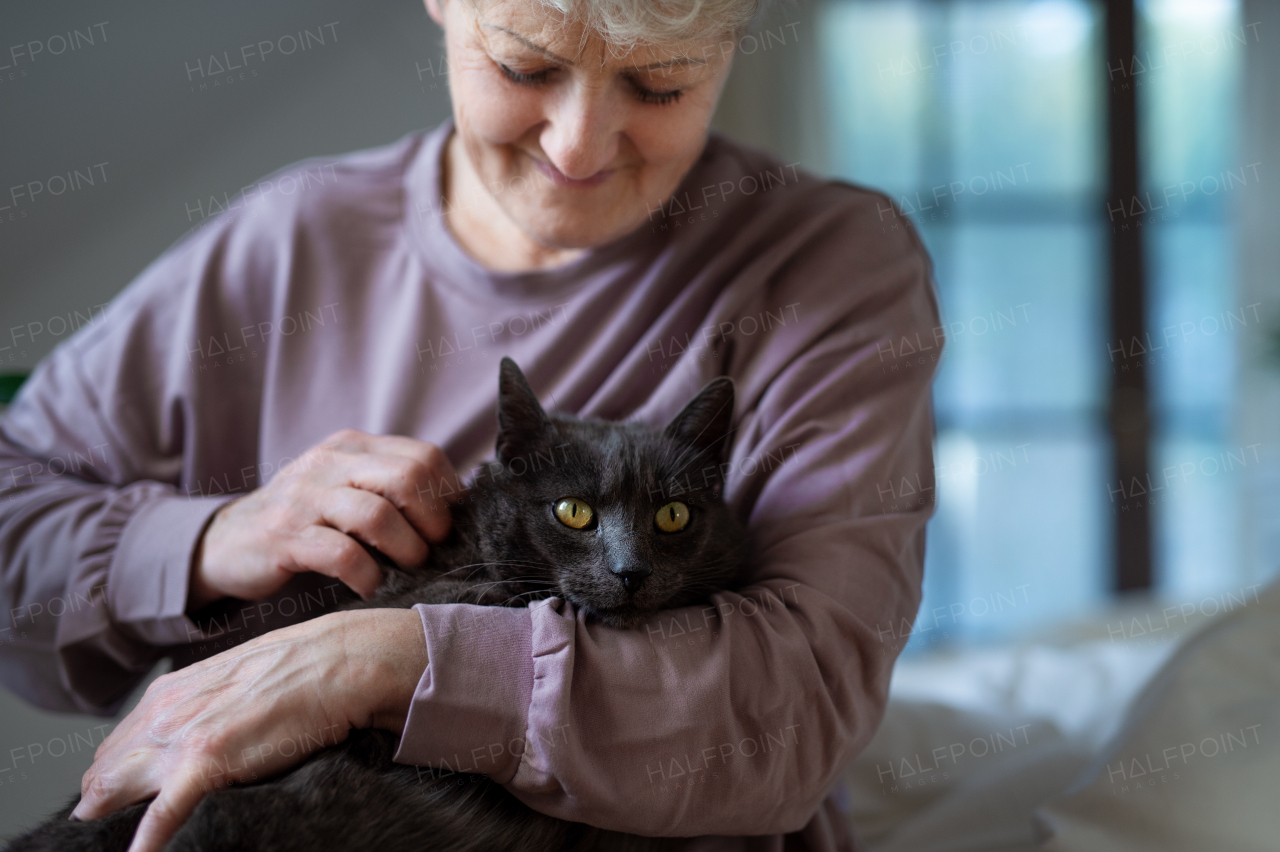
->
xmin=72 ymin=607 xmax=428 ymax=852
xmin=190 ymin=429 xmax=459 ymax=608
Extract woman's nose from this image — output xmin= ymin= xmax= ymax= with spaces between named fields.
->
xmin=539 ymin=83 xmax=622 ymax=180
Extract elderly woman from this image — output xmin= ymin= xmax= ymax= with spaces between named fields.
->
xmin=0 ymin=0 xmax=938 ymax=849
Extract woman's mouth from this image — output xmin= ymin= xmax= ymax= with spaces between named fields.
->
xmin=530 ymin=157 xmax=613 ymax=188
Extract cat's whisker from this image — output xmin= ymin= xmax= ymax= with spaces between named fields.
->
xmin=466 ymin=577 xmax=554 ymax=587
xmin=463 ymin=578 xmax=557 ymax=594
xmin=429 ymin=560 xmax=557 ymax=585
xmin=435 ymin=559 xmax=556 ymax=576
xmin=497 ymin=589 xmax=559 ymax=606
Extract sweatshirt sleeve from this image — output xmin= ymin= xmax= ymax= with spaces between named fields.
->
xmin=393 ymin=191 xmax=941 ymax=837
xmin=0 ymin=210 xmax=269 ymax=716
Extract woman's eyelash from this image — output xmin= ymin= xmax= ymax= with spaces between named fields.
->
xmin=496 ymin=61 xmax=684 ymax=106
xmin=498 ymin=63 xmax=550 ymax=87
xmin=631 ymin=80 xmax=683 ymax=106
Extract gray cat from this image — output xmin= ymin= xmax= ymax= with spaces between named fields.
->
xmin=7 ymin=358 xmax=749 ymax=852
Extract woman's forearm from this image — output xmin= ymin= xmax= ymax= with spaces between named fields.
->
xmin=393 ymin=211 xmax=941 ymax=836
xmin=0 ymin=414 xmax=232 ymax=714
xmin=70 ymin=606 xmax=430 ymax=852
xmin=342 ymin=607 xmax=430 ymax=734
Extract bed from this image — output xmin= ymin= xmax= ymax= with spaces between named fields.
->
xmin=839 ymin=577 xmax=1280 ymax=851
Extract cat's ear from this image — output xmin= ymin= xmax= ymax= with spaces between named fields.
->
xmin=663 ymin=376 xmax=735 ymax=464
xmin=496 ymin=357 xmax=551 ymax=462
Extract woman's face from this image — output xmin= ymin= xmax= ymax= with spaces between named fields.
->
xmin=426 ymin=0 xmax=736 ymax=250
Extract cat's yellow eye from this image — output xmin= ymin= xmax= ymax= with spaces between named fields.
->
xmin=554 ymin=498 xmax=594 ymax=530
xmin=655 ymin=501 xmax=690 ymax=533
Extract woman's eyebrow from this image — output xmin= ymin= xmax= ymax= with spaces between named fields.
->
xmin=632 ymin=56 xmax=707 ymax=72
xmin=482 ymin=24 xmax=708 ymax=73
xmin=485 ymin=24 xmax=575 ymax=65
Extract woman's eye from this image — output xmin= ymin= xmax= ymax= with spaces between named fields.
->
xmin=498 ymin=62 xmax=681 ymax=104
xmin=654 ymin=501 xmax=690 ymax=533
xmin=554 ymin=497 xmax=594 ymax=529
xmin=630 ymin=79 xmax=683 ymax=106
xmin=498 ymin=62 xmax=551 ymax=87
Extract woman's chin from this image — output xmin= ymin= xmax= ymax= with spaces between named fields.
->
xmin=514 ymin=208 xmax=646 ymax=253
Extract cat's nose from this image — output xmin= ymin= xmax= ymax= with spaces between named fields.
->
xmin=611 ymin=564 xmax=651 ymax=594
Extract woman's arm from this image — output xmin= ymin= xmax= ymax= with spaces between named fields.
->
xmin=0 ymin=231 xmax=257 ymax=713
xmin=392 ymin=204 xmax=942 ymax=836
xmin=0 ymin=426 xmax=231 ymax=713
xmin=1 ymin=145 xmax=480 ymax=852
xmin=70 ymin=606 xmax=427 ymax=852
xmin=0 ymin=147 xmax=454 ymax=714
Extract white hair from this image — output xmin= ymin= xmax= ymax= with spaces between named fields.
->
xmin=519 ymin=0 xmax=773 ymax=48
xmin=541 ymin=0 xmax=765 ymax=45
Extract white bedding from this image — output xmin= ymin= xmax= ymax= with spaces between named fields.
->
xmin=839 ymin=582 xmax=1279 ymax=852
xmin=1035 ymin=579 xmax=1280 ymax=851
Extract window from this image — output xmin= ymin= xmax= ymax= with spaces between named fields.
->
xmin=818 ymin=0 xmax=1247 ymax=647
xmin=1137 ymin=0 xmax=1249 ymax=598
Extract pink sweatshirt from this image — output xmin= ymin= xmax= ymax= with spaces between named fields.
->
xmin=0 ymin=121 xmax=940 ymax=850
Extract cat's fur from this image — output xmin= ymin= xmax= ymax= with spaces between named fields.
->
xmin=7 ymin=358 xmax=749 ymax=852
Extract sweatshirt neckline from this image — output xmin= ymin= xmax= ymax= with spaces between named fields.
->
xmin=404 ymin=120 xmax=669 ymax=304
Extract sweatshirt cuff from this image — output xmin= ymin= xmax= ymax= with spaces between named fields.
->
xmin=107 ymin=493 xmax=235 ymax=646
xmin=393 ymin=603 xmax=535 ymax=782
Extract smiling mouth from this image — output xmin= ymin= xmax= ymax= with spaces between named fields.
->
xmin=529 ymin=156 xmax=613 ymax=188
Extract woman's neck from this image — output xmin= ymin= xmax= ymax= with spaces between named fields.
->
xmin=440 ymin=132 xmax=588 ymax=273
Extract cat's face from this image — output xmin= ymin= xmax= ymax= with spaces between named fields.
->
xmin=474 ymin=358 xmax=748 ymax=628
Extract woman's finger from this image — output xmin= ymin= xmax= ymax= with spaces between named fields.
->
xmin=343 ymin=450 xmax=458 ymax=537
xmin=288 ymin=525 xmax=385 ymax=599
xmin=126 ymin=768 xmax=208 ymax=852
xmin=72 ymin=749 xmax=160 ymax=822
xmin=317 ymin=431 xmax=462 ymax=531
xmin=65 ymin=610 xmax=422 ymax=846
xmin=193 ymin=430 xmax=461 ymax=605
xmin=320 ymin=486 xmax=429 ymax=568
xmin=320 ymin=430 xmax=461 ymax=486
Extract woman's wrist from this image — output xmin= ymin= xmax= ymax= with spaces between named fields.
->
xmin=186 ymin=553 xmax=221 ymax=613
xmin=337 ymin=608 xmax=429 ymax=735
xmin=186 ymin=502 xmax=232 ymax=613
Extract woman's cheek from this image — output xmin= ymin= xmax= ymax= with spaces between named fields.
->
xmin=457 ymin=72 xmax=543 ymax=142
xmin=626 ymin=115 xmax=694 ymax=167
xmin=624 ymin=111 xmax=707 ymax=192
xmin=627 ymin=82 xmax=721 ymax=162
